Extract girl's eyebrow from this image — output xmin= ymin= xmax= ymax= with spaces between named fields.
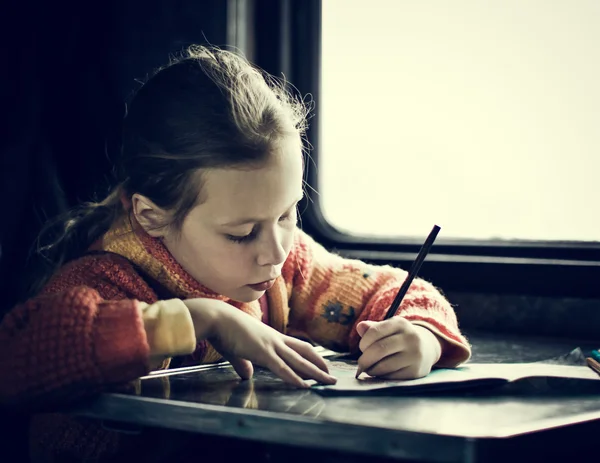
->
xmin=220 ymin=195 xmax=303 ymax=227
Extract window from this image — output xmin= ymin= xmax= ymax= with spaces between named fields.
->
xmin=320 ymin=0 xmax=600 ymax=243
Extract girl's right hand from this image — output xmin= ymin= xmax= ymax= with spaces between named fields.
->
xmin=184 ymin=298 xmax=337 ymax=388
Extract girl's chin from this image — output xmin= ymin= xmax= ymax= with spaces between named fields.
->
xmin=226 ymin=287 xmax=265 ymax=303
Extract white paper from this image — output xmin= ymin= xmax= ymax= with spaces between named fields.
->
xmin=312 ymin=361 xmax=600 ymax=392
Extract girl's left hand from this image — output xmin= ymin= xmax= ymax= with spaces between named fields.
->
xmin=356 ymin=317 xmax=443 ymax=379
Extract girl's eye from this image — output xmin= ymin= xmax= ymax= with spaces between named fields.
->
xmin=280 ymin=208 xmax=298 ymax=223
xmin=226 ymin=228 xmax=258 ymax=244
xmin=226 ymin=210 xmax=296 ymax=244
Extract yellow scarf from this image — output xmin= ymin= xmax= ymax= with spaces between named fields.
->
xmin=100 ymin=215 xmax=290 ymax=363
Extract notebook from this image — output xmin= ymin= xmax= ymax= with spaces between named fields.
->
xmin=311 ymin=350 xmax=600 ymax=395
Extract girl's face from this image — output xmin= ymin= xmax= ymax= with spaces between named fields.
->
xmin=161 ymin=137 xmax=304 ymax=302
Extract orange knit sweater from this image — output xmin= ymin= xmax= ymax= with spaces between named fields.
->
xmin=0 ymin=217 xmax=470 ymax=461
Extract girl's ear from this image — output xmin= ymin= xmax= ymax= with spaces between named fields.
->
xmin=131 ymin=194 xmax=171 ymax=237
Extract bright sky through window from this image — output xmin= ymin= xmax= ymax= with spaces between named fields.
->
xmin=320 ymin=1 xmax=600 ymax=242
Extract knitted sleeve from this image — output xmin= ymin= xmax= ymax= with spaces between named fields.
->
xmin=285 ymin=229 xmax=471 ymax=367
xmin=0 ymin=254 xmax=196 ymax=407
xmin=0 ymin=286 xmax=149 ymax=407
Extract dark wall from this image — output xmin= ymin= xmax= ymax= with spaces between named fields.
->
xmin=0 ymin=2 xmax=231 ymax=460
xmin=0 ymin=0 xmax=229 ymax=315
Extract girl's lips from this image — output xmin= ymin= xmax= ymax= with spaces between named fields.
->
xmin=247 ymin=279 xmax=276 ymax=291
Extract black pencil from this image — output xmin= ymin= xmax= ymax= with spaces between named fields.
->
xmin=355 ymin=225 xmax=441 ymax=379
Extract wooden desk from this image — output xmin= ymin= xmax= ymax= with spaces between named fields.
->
xmin=69 ymin=333 xmax=600 ymax=462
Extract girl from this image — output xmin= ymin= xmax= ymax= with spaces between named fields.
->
xmin=0 ymin=46 xmax=470 ymax=461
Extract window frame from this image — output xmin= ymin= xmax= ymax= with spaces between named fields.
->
xmin=252 ymin=0 xmax=600 ymax=298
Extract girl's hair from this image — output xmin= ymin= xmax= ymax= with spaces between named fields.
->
xmin=30 ymin=45 xmax=309 ymax=295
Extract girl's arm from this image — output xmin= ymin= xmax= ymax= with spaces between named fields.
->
xmin=285 ymin=229 xmax=471 ymax=367
xmin=0 ymin=287 xmax=151 ymax=407
xmin=0 ymin=255 xmax=198 ymax=408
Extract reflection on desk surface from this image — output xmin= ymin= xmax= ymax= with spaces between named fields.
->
xmin=120 ymin=334 xmax=600 ymax=439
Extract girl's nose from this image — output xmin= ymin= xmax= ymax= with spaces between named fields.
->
xmin=257 ymin=229 xmax=287 ymax=267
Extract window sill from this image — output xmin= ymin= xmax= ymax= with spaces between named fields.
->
xmin=333 ymin=249 xmax=600 ymax=298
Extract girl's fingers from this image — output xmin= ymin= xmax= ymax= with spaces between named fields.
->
xmin=265 ymin=355 xmax=310 ymax=388
xmin=365 ymin=352 xmax=411 ymax=377
xmin=358 ymin=316 xmax=411 ymax=353
xmin=276 ymin=344 xmax=337 ymax=385
xmin=284 ymin=337 xmax=330 ymax=374
xmin=358 ymin=333 xmax=406 ymax=373
xmin=222 ymin=353 xmax=254 ymax=380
